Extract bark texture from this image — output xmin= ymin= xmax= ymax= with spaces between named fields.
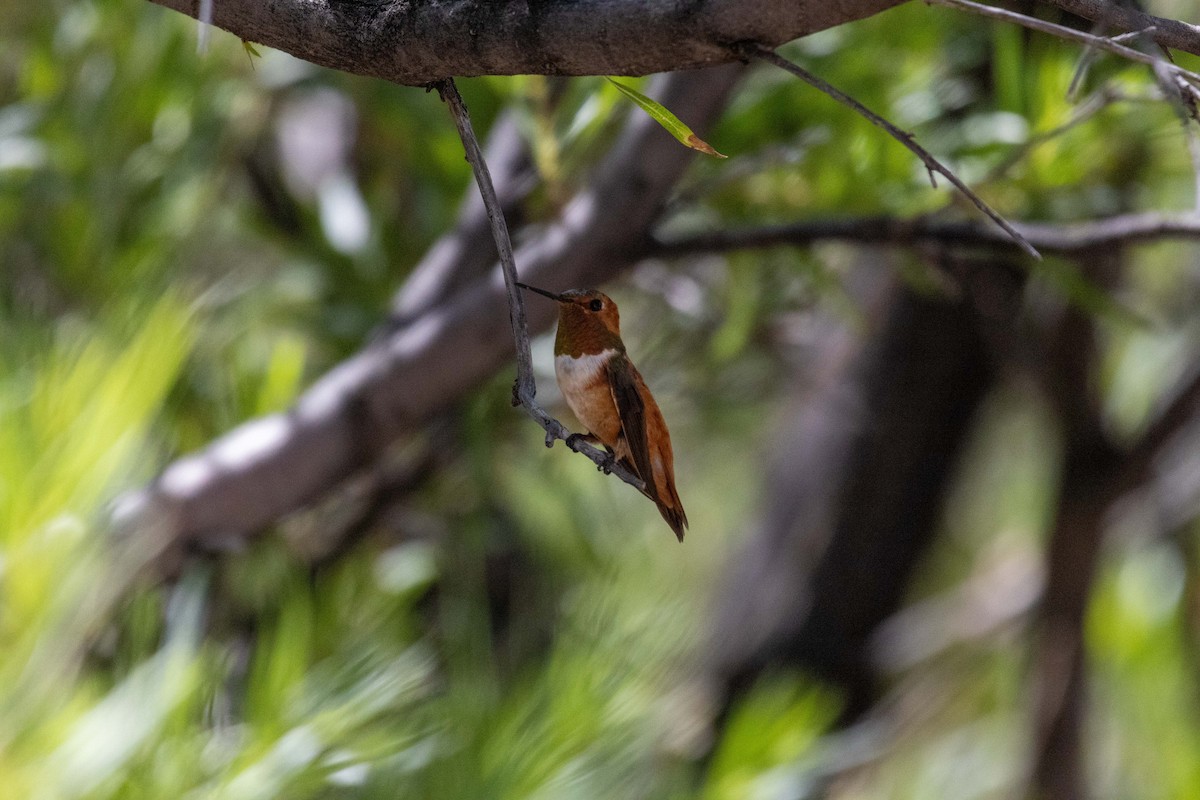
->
xmin=148 ymin=0 xmax=907 ymax=85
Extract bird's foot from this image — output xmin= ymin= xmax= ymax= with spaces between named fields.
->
xmin=596 ymin=445 xmax=617 ymax=474
xmin=564 ymin=433 xmax=615 ymax=473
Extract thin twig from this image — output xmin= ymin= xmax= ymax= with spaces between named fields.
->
xmin=927 ymin=0 xmax=1200 ymax=89
xmin=1011 ymin=0 xmax=1200 ymax=210
xmin=1188 ymin=122 xmax=1200 ymax=212
xmin=980 ymin=86 xmax=1132 ymax=186
xmin=1068 ymin=27 xmax=1156 ymax=100
xmin=744 ymin=44 xmax=1042 ymax=260
xmin=979 ymin=86 xmax=1156 ymax=188
xmin=1149 ymin=59 xmax=1200 ymax=212
xmin=432 ymin=78 xmax=645 ymax=492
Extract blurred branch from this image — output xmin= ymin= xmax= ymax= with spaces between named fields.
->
xmin=145 ymin=0 xmax=903 ymax=85
xmin=707 ymin=250 xmax=1013 ymax=722
xmin=1025 ymin=249 xmax=1200 ymax=800
xmin=1028 ymin=253 xmax=1117 ymax=800
xmin=982 ymin=85 xmax=1149 ymax=187
xmin=649 ymin=211 xmax=1200 ymax=259
xmin=1118 ymin=363 xmax=1200 ymax=493
xmin=872 ymin=545 xmax=1043 ymax=672
xmin=432 ymin=78 xmax=644 ymax=492
xmin=743 ymin=44 xmax=1041 ymax=259
xmin=1038 ymin=0 xmax=1200 ymax=59
xmin=1147 ymin=60 xmax=1200 ymax=210
xmin=300 ymin=444 xmax=442 ymax=573
xmin=930 ymin=0 xmax=1200 ymax=83
xmin=115 ymin=65 xmax=743 ymax=551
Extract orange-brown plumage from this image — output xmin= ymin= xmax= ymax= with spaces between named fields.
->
xmin=518 ymin=284 xmax=688 ymax=541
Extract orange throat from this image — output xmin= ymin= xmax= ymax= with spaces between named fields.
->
xmin=554 ymin=305 xmax=623 ymax=358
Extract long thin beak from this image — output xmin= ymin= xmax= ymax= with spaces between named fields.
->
xmin=515 ymin=282 xmax=565 ymax=302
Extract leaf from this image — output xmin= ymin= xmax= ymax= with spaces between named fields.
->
xmin=606 ymin=77 xmax=727 ymax=158
xmin=242 ymin=39 xmax=262 ymax=65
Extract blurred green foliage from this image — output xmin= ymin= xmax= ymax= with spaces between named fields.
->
xmin=3 ymin=0 xmax=1200 ymax=797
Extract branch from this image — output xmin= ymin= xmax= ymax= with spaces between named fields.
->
xmin=116 ymin=65 xmax=744 ymax=547
xmin=649 ymin=211 xmax=1200 ymax=259
xmin=980 ymin=86 xmax=1147 ymax=188
xmin=929 ymin=0 xmax=1200 ymax=88
xmin=1025 ymin=247 xmax=1200 ymax=800
xmin=146 ymin=0 xmax=905 ymax=86
xmin=744 ymin=44 xmax=1042 ymax=260
xmin=432 ymin=78 xmax=644 ymax=492
xmin=1038 ymin=0 xmax=1200 ymax=60
xmin=1118 ymin=363 xmax=1200 ymax=494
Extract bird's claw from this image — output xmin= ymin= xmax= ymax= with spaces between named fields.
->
xmin=563 ymin=433 xmax=615 ymax=473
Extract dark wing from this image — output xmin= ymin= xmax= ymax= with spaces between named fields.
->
xmin=605 ymin=355 xmax=658 ymax=502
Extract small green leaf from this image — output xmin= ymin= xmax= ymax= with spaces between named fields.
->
xmin=606 ymin=77 xmax=727 ymax=158
xmin=242 ymin=39 xmax=262 ymax=59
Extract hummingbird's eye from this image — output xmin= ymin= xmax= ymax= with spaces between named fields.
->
xmin=589 ymin=299 xmax=603 ymax=312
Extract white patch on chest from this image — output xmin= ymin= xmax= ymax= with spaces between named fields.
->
xmin=554 ymin=349 xmax=621 ymax=440
xmin=554 ymin=349 xmax=616 ymax=392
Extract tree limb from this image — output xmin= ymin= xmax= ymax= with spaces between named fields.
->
xmin=1117 ymin=362 xmax=1200 ymax=494
xmin=1027 ymin=347 xmax=1200 ymax=800
xmin=1038 ymin=0 xmax=1200 ymax=60
xmin=649 ymin=211 xmax=1200 ymax=258
xmin=147 ymin=0 xmax=905 ymax=86
xmin=707 ymin=250 xmax=1008 ymax=722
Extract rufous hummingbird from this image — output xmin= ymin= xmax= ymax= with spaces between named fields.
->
xmin=516 ymin=282 xmax=688 ymax=541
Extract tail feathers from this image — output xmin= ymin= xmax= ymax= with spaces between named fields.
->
xmin=656 ymin=500 xmax=688 ymax=542
xmin=616 ymin=456 xmax=688 ymax=541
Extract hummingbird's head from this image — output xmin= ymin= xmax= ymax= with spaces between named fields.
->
xmin=516 ymin=283 xmax=622 ymax=355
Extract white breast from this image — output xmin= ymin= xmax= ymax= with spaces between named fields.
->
xmin=554 ymin=348 xmax=620 ymax=440
xmin=554 ymin=349 xmax=616 ymax=393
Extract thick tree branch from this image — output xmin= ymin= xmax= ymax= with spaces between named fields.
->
xmin=433 ymin=78 xmax=644 ymax=491
xmin=148 ymin=0 xmax=905 ymax=85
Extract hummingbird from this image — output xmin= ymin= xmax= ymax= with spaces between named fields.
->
xmin=516 ymin=282 xmax=688 ymax=541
